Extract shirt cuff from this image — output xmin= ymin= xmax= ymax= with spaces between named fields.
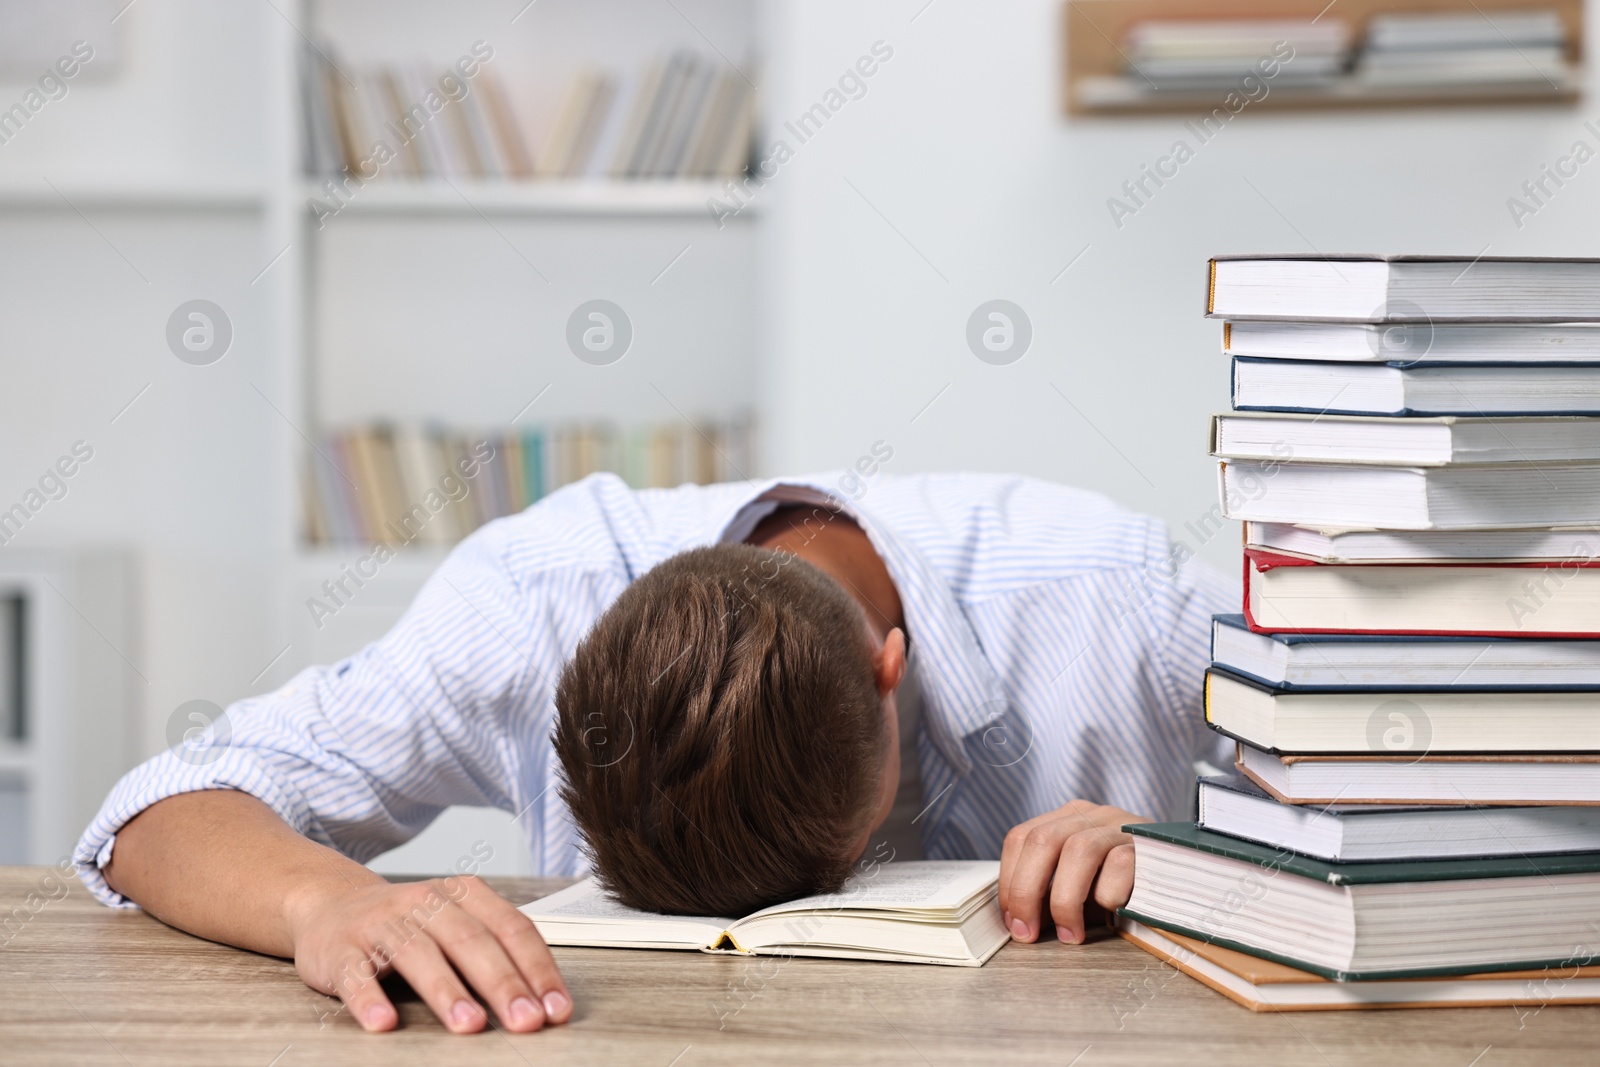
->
xmin=73 ymin=747 xmax=313 ymax=908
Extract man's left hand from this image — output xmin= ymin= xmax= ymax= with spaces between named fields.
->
xmin=997 ymin=800 xmax=1151 ymax=945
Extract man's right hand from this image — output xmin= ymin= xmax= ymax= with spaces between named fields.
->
xmin=103 ymin=790 xmax=572 ymax=1035
xmin=286 ymin=875 xmax=572 ymax=1033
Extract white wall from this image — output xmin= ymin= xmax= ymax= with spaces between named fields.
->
xmin=314 ymin=214 xmax=758 ymax=428
xmin=0 ymin=0 xmax=266 ymax=183
xmin=758 ymin=0 xmax=1600 ymax=572
xmin=0 ymin=2 xmax=287 ymax=782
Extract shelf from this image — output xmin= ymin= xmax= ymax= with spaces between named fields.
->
xmin=0 ymin=180 xmax=268 ymax=211
xmin=301 ymin=179 xmax=756 ymax=219
xmin=1062 ymin=0 xmax=1586 ymax=116
xmin=1075 ymin=71 xmax=1581 ymax=113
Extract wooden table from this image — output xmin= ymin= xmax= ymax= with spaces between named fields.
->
xmin=3 ymin=866 xmax=1598 ymax=1065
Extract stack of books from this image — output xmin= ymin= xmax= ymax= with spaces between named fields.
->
xmin=1122 ymin=18 xmax=1350 ymax=89
xmin=1119 ymin=254 xmax=1600 ymax=1011
xmin=1354 ymin=9 xmax=1571 ymax=88
xmin=304 ymin=416 xmax=756 ymax=547
xmin=302 ymin=48 xmax=756 ymax=182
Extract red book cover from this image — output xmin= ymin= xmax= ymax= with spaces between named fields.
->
xmin=1242 ymin=548 xmax=1600 ymax=638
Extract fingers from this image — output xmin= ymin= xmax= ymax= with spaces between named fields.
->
xmin=998 ymin=818 xmax=1038 ymax=921
xmin=1005 ymin=820 xmax=1077 ymax=943
xmin=383 ymin=926 xmax=488 ymax=1034
xmin=998 ymin=800 xmax=1093 ymax=924
xmin=1047 ymin=830 xmax=1126 ymax=945
xmin=1000 ymin=802 xmax=1144 ymax=946
xmin=294 ymin=876 xmax=574 ymax=1036
xmin=452 ymin=876 xmax=573 ymax=1024
xmin=1092 ymin=843 xmax=1138 ymax=914
xmin=422 ymin=883 xmax=553 ymax=1036
xmin=326 ymin=954 xmax=399 ymax=1033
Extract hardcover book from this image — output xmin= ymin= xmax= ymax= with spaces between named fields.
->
xmin=1212 ymin=410 xmax=1600 ymax=466
xmin=1223 ymin=321 xmax=1600 ymax=363
xmin=1230 ymin=356 xmax=1600 ymax=417
xmin=1121 ymin=822 xmax=1600 ymax=980
xmin=1211 ymin=612 xmax=1600 ymax=688
xmin=1196 ymin=772 xmax=1600 ymax=861
xmin=1241 ymin=548 xmax=1600 ymax=637
xmin=1235 ymin=741 xmax=1600 ymax=806
xmin=1221 ymin=459 xmax=1600 ymax=530
xmin=1119 ymin=916 xmax=1600 ymax=1011
xmin=1207 ymin=255 xmax=1600 ymax=323
xmin=1243 ymin=522 xmax=1600 ymax=564
xmin=1204 ymin=668 xmax=1600 ymax=754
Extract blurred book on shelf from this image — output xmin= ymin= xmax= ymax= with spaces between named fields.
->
xmin=300 ymin=45 xmax=757 ymax=182
xmin=302 ymin=416 xmax=757 ymax=547
xmin=0 ymin=592 xmax=22 ymax=743
xmin=1356 ymin=10 xmax=1570 ymax=87
xmin=1124 ymin=19 xmax=1350 ymax=88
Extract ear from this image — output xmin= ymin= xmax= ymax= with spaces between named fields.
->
xmin=872 ymin=627 xmax=907 ymax=698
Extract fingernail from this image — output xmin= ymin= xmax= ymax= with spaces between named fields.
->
xmin=362 ymin=1004 xmax=392 ymax=1030
xmin=1061 ymin=928 xmax=1080 ymax=945
xmin=542 ymin=990 xmax=571 ymax=1021
xmin=507 ymin=996 xmax=542 ymax=1029
xmin=450 ymin=999 xmax=483 ymax=1029
xmin=1010 ymin=917 xmax=1029 ymax=941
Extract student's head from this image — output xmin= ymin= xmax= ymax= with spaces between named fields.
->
xmin=554 ymin=543 xmax=901 ymax=916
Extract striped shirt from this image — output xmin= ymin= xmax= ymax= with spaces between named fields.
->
xmin=76 ymin=472 xmax=1232 ymax=906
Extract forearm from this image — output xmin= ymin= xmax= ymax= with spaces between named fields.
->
xmin=102 ymin=789 xmax=384 ymax=957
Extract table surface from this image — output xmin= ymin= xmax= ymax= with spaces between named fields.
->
xmin=3 ymin=866 xmax=1597 ymax=1066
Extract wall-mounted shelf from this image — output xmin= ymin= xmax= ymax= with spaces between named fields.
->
xmin=1063 ymin=0 xmax=1584 ymax=116
xmin=1076 ymin=69 xmax=1581 ymax=112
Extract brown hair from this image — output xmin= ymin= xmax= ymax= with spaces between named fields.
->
xmin=554 ymin=543 xmax=885 ymax=916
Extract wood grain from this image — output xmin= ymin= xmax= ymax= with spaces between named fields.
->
xmin=2 ymin=865 xmax=1598 ymax=1065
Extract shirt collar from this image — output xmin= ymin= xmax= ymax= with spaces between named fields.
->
xmin=711 ymin=477 xmax=1006 ymax=776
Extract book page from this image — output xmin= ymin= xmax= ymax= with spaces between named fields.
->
xmin=520 ymin=877 xmax=731 ymax=928
xmin=742 ymin=861 xmax=1000 ymax=921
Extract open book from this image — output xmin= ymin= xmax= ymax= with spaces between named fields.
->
xmin=519 ymin=860 xmax=1008 ymax=967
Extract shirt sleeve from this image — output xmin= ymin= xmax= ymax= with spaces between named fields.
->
xmin=74 ymin=530 xmax=617 ymax=907
xmin=1138 ymin=544 xmax=1238 ymax=780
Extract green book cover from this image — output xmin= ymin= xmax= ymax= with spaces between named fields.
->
xmin=522 ymin=430 xmax=544 ymax=503
xmin=1125 ymin=822 xmax=1600 ymax=981
xmin=1116 ymin=909 xmax=1600 ymax=983
xmin=1125 ymin=822 xmax=1600 ymax=885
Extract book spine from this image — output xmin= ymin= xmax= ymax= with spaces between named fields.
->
xmin=523 ymin=429 xmax=544 ymax=503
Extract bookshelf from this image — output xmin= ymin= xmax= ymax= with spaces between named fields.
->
xmin=280 ymin=0 xmax=765 ymax=873
xmin=1063 ymin=0 xmax=1585 ymax=115
xmin=293 ymin=0 xmax=762 ymax=513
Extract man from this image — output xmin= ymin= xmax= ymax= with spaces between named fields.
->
xmin=79 ymin=470 xmax=1230 ymax=1035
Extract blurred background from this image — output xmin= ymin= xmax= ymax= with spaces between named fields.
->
xmin=0 ymin=0 xmax=1591 ymax=875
